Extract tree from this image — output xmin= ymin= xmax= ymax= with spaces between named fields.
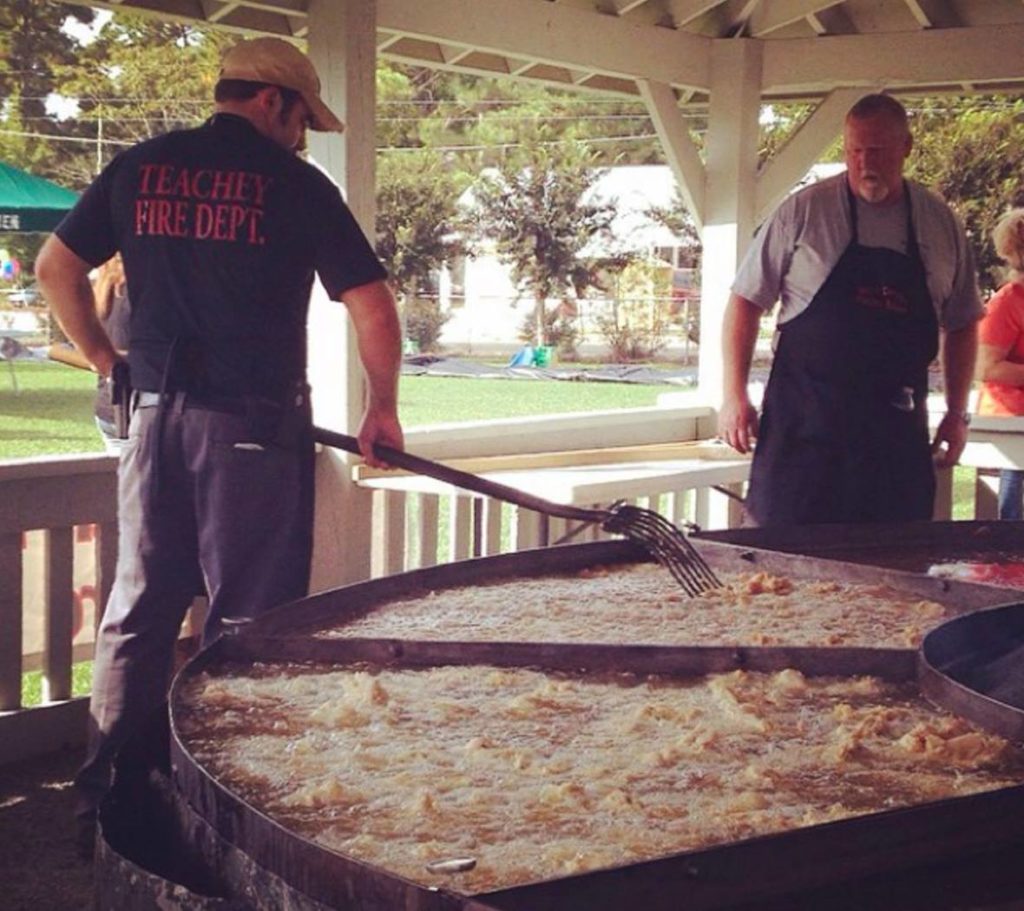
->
xmin=472 ymin=131 xmax=618 ymax=346
xmin=0 ymin=0 xmax=95 ymax=175
xmin=375 ymin=150 xmax=472 ymax=351
xmin=595 ymin=259 xmax=673 ymax=362
xmin=907 ymin=97 xmax=1024 ymax=293
xmin=53 ymin=14 xmax=230 ymax=186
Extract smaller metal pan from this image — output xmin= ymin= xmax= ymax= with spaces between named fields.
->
xmin=920 ymin=602 xmax=1024 ymax=742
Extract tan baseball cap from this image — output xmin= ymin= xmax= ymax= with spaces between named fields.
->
xmin=219 ymin=37 xmax=344 ymax=133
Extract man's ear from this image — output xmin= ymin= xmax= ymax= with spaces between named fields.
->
xmin=255 ymin=85 xmax=282 ymax=117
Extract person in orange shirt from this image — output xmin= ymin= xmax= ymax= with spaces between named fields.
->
xmin=977 ymin=208 xmax=1024 ymax=519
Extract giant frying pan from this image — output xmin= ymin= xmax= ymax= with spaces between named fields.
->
xmin=162 ymin=540 xmax=1024 ymax=911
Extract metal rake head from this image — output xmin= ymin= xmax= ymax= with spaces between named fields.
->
xmin=601 ymin=502 xmax=721 ymax=597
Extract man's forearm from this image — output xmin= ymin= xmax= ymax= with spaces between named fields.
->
xmin=942 ymin=322 xmax=979 ymax=414
xmin=359 ymin=309 xmax=401 ymax=412
xmin=343 ymin=280 xmax=402 ymax=413
xmin=723 ymin=294 xmax=762 ymax=400
xmin=35 ymin=236 xmax=118 ymax=376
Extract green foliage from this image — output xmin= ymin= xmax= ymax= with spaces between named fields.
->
xmin=759 ymin=104 xmax=824 ymax=164
xmin=402 ymin=295 xmax=450 ymax=353
xmin=907 ymin=98 xmax=1024 ymax=293
xmin=595 ymin=261 xmax=672 ymax=362
xmin=516 ymin=304 xmax=579 ymax=358
xmin=0 ymin=0 xmax=94 ymax=175
xmin=375 ymin=149 xmax=472 ymax=297
xmin=374 ymin=60 xmax=676 ymax=172
xmin=645 ymin=186 xmax=702 ymax=266
xmin=53 ymin=14 xmax=228 ymax=187
xmin=375 ymin=148 xmax=473 ymax=351
xmin=22 ymin=660 xmax=93 ymax=707
xmin=473 ymin=130 xmax=617 ymax=346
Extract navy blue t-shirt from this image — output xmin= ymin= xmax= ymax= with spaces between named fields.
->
xmin=56 ymin=114 xmax=386 ymax=399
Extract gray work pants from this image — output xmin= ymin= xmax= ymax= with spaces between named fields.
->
xmin=75 ymin=400 xmax=314 ymax=818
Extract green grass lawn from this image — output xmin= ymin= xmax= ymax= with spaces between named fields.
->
xmin=399 ymin=372 xmax=667 ymax=424
xmin=0 ymin=360 xmax=669 ymax=460
xmin=0 ymin=361 xmax=104 ymax=457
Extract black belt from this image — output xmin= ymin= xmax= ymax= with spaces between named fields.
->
xmin=134 ymin=390 xmax=248 ymax=415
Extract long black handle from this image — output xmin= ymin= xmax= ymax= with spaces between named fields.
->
xmin=313 ymin=426 xmax=608 ymax=524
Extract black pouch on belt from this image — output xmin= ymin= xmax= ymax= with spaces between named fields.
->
xmin=111 ymin=361 xmax=133 ymax=440
xmin=243 ymin=384 xmax=312 ymax=450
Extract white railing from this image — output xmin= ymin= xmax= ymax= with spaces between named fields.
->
xmin=1 ymin=454 xmax=117 ymax=762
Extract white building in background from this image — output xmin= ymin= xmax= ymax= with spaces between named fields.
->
xmin=437 ymin=164 xmax=695 ymax=354
xmin=434 ymin=162 xmax=844 ymax=355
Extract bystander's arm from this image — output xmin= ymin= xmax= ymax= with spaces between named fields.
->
xmin=933 ymin=320 xmax=979 ymax=468
xmin=719 ymin=293 xmax=763 ymax=454
xmin=976 ymin=341 xmax=1024 ymax=387
xmin=340 ymin=278 xmax=404 ymax=468
xmin=35 ymin=236 xmax=119 ymax=378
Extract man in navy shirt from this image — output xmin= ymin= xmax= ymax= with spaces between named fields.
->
xmin=36 ymin=37 xmax=403 ymax=857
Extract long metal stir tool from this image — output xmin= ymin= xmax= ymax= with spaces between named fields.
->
xmin=314 ymin=428 xmax=721 ymax=597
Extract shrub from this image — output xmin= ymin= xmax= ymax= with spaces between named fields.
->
xmin=517 ymin=304 xmax=579 ymax=358
xmin=403 ymin=296 xmax=450 ymax=353
xmin=595 ymin=298 xmax=670 ymax=362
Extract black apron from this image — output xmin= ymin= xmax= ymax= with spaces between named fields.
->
xmin=745 ymin=184 xmax=938 ymax=526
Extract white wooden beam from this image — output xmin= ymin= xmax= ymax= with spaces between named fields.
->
xmin=377 ymin=32 xmax=403 ymax=51
xmin=747 ymin=0 xmax=843 ymax=37
xmin=200 ymin=1 xmax=240 ymax=23
xmin=698 ymin=38 xmax=762 ymax=402
xmin=903 ymin=0 xmax=960 ymax=29
xmin=638 ymin=79 xmax=706 ymax=232
xmin=763 ymin=24 xmax=1024 ymax=94
xmin=605 ymin=0 xmax=651 ymax=14
xmin=306 ymin=0 xmax=380 ymax=589
xmin=724 ymin=0 xmax=763 ymax=37
xmin=440 ymin=45 xmax=474 ymax=64
xmin=230 ymin=0 xmax=307 ymax=15
xmin=756 ymin=86 xmax=863 ymax=223
xmin=663 ymin=1 xmax=725 ymax=29
xmin=807 ymin=5 xmax=855 ymax=35
xmin=377 ymin=0 xmax=712 ymax=92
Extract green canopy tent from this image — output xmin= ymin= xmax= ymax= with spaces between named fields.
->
xmin=0 ymin=161 xmax=78 ymax=233
xmin=0 ymin=163 xmax=78 ymax=391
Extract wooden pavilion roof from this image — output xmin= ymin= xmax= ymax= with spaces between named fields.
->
xmin=68 ymin=0 xmax=1024 ymax=106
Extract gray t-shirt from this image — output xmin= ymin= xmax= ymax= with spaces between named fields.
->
xmin=732 ymin=173 xmax=982 ymax=331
